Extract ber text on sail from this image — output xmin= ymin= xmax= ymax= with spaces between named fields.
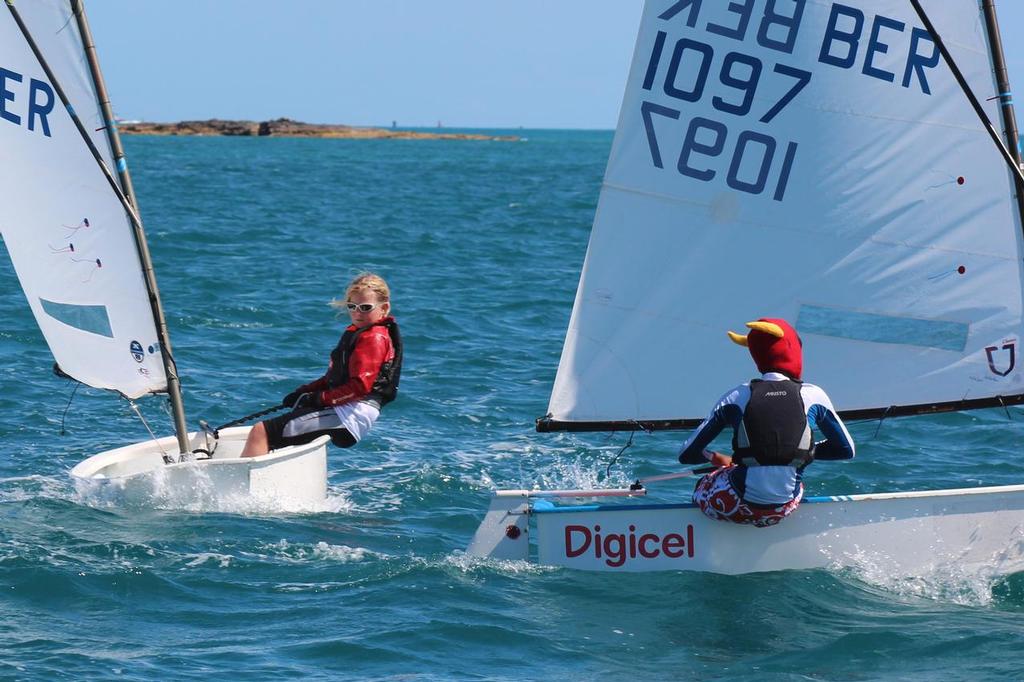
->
xmin=641 ymin=1 xmax=940 ymax=202
xmin=0 ymin=66 xmax=55 ymax=137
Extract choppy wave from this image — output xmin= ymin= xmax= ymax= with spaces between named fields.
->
xmin=1 ymin=133 xmax=1023 ymax=680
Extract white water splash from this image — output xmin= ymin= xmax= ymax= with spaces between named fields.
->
xmin=831 ymin=527 xmax=1024 ymax=606
xmin=72 ymin=464 xmax=353 ymax=515
xmin=0 ymin=474 xmax=72 ymax=502
xmin=443 ymin=551 xmax=557 ymax=576
xmin=531 ymin=457 xmax=608 ymax=492
xmin=184 ymin=552 xmax=234 ymax=569
xmin=262 ymin=539 xmax=381 ymax=564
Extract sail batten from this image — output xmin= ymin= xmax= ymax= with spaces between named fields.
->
xmin=545 ymin=0 xmax=1024 ymax=430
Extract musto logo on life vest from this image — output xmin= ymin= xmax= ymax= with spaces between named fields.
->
xmin=564 ymin=523 xmax=695 ymax=568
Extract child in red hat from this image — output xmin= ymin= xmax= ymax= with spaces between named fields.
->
xmin=678 ymin=318 xmax=855 ymax=527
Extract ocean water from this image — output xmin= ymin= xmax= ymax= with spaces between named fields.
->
xmin=1 ymin=130 xmax=1023 ymax=680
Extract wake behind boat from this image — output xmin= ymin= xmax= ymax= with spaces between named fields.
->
xmin=469 ymin=0 xmax=1024 ymax=574
xmin=0 ymin=0 xmax=327 ymax=507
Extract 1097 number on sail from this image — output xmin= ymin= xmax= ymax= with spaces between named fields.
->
xmin=639 ymin=35 xmax=805 ymax=203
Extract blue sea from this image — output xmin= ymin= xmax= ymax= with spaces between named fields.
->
xmin=1 ymin=131 xmax=1023 ymax=680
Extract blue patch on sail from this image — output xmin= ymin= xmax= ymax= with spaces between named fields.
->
xmin=40 ymin=299 xmax=114 ymax=338
xmin=797 ymin=305 xmax=967 ymax=352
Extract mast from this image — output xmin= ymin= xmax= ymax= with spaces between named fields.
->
xmin=980 ymin=0 xmax=1024 ymax=238
xmin=5 ymin=0 xmax=189 ymax=452
xmin=70 ymin=0 xmax=189 ymax=454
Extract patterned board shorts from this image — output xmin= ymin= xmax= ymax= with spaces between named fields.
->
xmin=692 ymin=465 xmax=803 ymax=528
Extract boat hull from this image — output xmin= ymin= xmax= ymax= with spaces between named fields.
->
xmin=469 ymin=485 xmax=1024 ymax=575
xmin=69 ymin=426 xmax=329 ymax=508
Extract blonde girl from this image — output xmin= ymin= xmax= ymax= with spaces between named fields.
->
xmin=242 ymin=272 xmax=402 ymax=457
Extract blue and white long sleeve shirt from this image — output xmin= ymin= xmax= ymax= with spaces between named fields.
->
xmin=679 ymin=372 xmax=855 ymax=505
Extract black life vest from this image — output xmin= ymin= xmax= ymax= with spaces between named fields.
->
xmin=326 ymin=319 xmax=403 ymax=408
xmin=731 ymin=379 xmax=814 ymax=467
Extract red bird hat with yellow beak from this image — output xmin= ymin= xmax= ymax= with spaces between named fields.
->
xmin=727 ymin=318 xmax=803 ymax=381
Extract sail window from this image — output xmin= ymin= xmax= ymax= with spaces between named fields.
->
xmin=796 ymin=304 xmax=968 ymax=352
xmin=40 ymin=299 xmax=114 ymax=338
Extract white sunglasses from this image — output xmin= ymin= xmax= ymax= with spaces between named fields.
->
xmin=346 ymin=301 xmax=385 ymax=313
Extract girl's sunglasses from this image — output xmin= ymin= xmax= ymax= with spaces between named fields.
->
xmin=346 ymin=301 xmax=384 ymax=313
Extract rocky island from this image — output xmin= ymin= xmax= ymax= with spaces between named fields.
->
xmin=118 ymin=118 xmax=518 ymax=141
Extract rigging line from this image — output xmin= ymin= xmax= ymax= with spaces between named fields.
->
xmin=872 ymin=406 xmax=895 ymax=440
xmin=629 ymin=465 xmax=718 ymax=491
xmin=605 ymin=429 xmax=635 ymax=481
xmin=996 ymin=395 xmax=1012 ymax=420
xmin=214 ymin=404 xmax=288 ymax=432
xmin=907 ymin=1 xmax=1024 ymax=191
xmin=604 ymin=421 xmax=654 ymax=480
xmin=58 ymin=381 xmax=81 ymax=436
xmin=126 ymin=399 xmax=172 ymax=464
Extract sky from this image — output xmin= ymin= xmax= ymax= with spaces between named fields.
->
xmin=83 ymin=1 xmax=1024 ymax=130
xmin=86 ymin=1 xmax=644 ymax=129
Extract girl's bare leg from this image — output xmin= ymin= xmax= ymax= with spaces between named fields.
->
xmin=241 ymin=422 xmax=269 ymax=457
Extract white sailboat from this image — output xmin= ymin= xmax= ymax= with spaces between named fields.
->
xmin=469 ymin=0 xmax=1024 ymax=573
xmin=0 ymin=0 xmax=327 ymax=507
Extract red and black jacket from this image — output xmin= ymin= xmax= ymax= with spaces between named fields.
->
xmin=296 ymin=318 xmax=402 ymax=409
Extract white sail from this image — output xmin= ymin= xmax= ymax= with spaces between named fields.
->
xmin=547 ymin=0 xmax=1024 ymax=427
xmin=0 ymin=0 xmax=167 ymax=398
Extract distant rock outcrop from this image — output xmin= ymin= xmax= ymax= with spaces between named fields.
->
xmin=119 ymin=117 xmax=518 ymax=141
xmin=119 ymin=119 xmax=260 ymax=136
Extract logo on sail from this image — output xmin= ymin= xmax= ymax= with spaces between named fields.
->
xmin=130 ymin=340 xmax=145 ymax=363
xmin=985 ymin=341 xmax=1017 ymax=377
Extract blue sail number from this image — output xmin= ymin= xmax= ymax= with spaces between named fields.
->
xmin=0 ymin=66 xmax=55 ymax=137
xmin=639 ymin=34 xmax=804 ymax=202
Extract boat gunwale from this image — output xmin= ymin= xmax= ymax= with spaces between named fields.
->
xmin=68 ymin=427 xmax=330 ymax=481
xmin=518 ymin=482 xmax=1024 ymax=514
